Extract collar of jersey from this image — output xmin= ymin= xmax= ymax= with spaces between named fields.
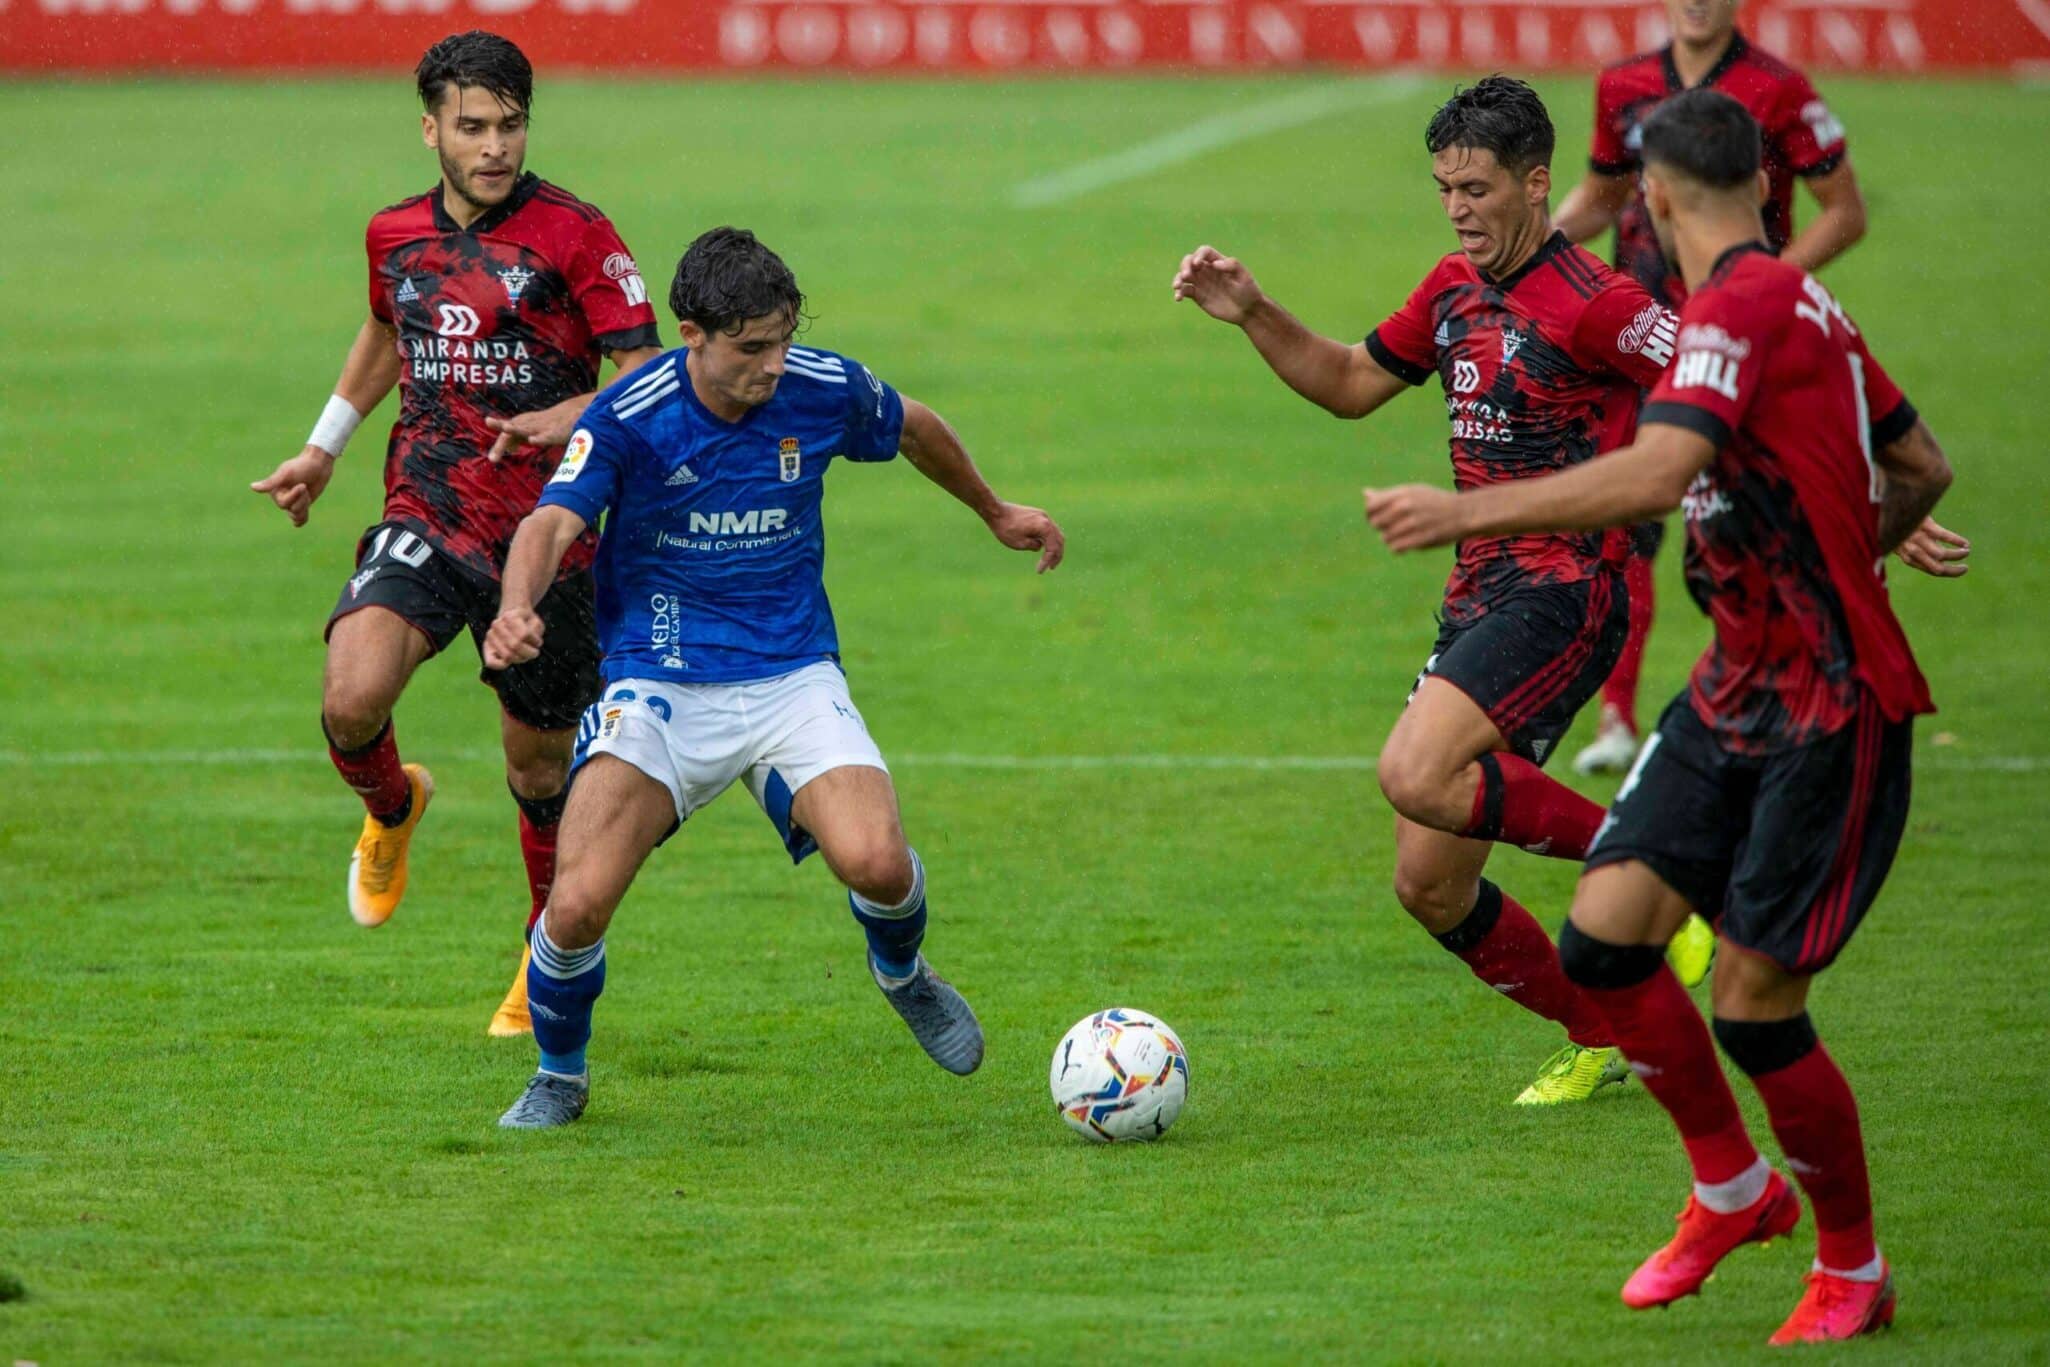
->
xmin=1478 ymin=230 xmax=1569 ymax=292
xmin=1662 ymin=28 xmax=1750 ymax=93
xmin=678 ymin=350 xmax=763 ymax=431
xmin=1709 ymin=238 xmax=1774 ymax=282
xmin=432 ymin=171 xmax=541 ymax=235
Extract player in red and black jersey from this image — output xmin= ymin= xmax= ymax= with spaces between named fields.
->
xmin=250 ymin=33 xmax=662 ymax=1033
xmin=1367 ymin=90 xmax=1962 ymax=1344
xmin=1175 ymin=77 xmax=1709 ymax=1105
xmin=1553 ymin=0 xmax=1895 ymax=776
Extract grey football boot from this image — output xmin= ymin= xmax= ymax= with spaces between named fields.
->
xmin=498 ymin=1071 xmax=590 ymax=1129
xmin=872 ymin=955 xmax=984 ymax=1075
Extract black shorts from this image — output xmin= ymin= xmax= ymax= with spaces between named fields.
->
xmin=325 ymin=522 xmax=602 ymax=732
xmin=1586 ymin=693 xmax=1912 ymax=973
xmin=1411 ymin=574 xmax=1629 ymax=767
xmin=1627 ymin=518 xmax=1666 ymax=560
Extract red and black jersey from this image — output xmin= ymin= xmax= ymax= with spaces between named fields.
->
xmin=1368 ymin=233 xmax=1677 ymax=626
xmin=1591 ymin=32 xmax=1847 ymax=305
xmin=366 ymin=173 xmax=661 ymax=582
xmin=1642 ymin=242 xmax=1930 ymax=754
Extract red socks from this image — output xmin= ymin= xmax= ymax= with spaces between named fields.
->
xmin=1436 ymin=882 xmax=1612 ymax=1048
xmin=1600 ymin=552 xmax=1656 ymax=732
xmin=519 ymin=810 xmax=559 ymax=935
xmin=1748 ymin=1039 xmax=1876 ymax=1271
xmin=1464 ymin=752 xmax=1607 ymax=859
xmin=327 ymin=719 xmax=410 ymax=824
xmin=1564 ymin=940 xmax=1758 ymax=1185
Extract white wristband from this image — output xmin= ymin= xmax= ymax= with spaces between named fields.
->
xmin=307 ymin=394 xmax=364 ymax=458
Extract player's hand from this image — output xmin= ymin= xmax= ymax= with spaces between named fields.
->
xmin=1172 ymin=246 xmax=1264 ymax=326
xmin=986 ymin=502 xmax=1066 ymax=574
xmin=1363 ymin=484 xmax=1467 ymax=552
xmin=483 ymin=606 xmax=546 ymax=669
xmin=486 ymin=397 xmax=583 ymax=463
xmin=250 ymin=446 xmax=337 ymax=527
xmin=1895 ymin=517 xmax=1970 ymax=578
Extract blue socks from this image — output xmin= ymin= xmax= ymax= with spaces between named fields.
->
xmin=529 ymin=923 xmax=606 ymax=1078
xmin=848 ymin=849 xmax=926 ymax=980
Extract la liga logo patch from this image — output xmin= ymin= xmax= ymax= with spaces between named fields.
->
xmin=552 ymin=428 xmax=594 ymax=484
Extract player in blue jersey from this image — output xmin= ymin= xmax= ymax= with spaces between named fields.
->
xmin=480 ymin=227 xmax=1065 ymax=1128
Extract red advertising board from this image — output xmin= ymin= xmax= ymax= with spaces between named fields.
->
xmin=4 ymin=1 xmax=2048 ymax=75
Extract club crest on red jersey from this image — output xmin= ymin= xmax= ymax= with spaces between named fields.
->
xmin=778 ymin=437 xmax=802 ymax=483
xmin=497 ymin=265 xmax=535 ymax=305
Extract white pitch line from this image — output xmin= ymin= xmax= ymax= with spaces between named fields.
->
xmin=1011 ymin=77 xmax=1423 ymax=209
xmin=0 ymin=747 xmax=2042 ymax=773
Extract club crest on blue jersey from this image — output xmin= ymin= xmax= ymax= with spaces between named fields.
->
xmin=779 ymin=436 xmax=802 ymax=483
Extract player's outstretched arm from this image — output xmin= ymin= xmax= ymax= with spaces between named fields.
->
xmin=1364 ymin=423 xmax=1714 ymax=553
xmin=485 ymin=505 xmax=590 ymax=668
xmin=1171 ymin=246 xmax=1406 ymax=420
xmin=1872 ymin=418 xmax=1957 ymax=565
xmin=487 ymin=346 xmax=664 ymax=463
xmin=897 ymin=398 xmax=1064 ymax=574
xmin=250 ymin=316 xmax=400 ymax=526
xmin=1554 ymin=171 xmax=1633 ymax=245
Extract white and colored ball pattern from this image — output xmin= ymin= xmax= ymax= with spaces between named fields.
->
xmin=1050 ymin=1008 xmax=1189 ymax=1142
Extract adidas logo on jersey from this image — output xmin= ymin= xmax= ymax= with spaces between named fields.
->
xmin=1433 ymin=321 xmax=1451 ymax=348
xmin=395 ymin=277 xmax=420 ymax=304
xmin=665 ymin=463 xmax=699 ymax=486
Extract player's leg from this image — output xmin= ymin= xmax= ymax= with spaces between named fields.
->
xmin=498 ymin=753 xmax=676 ymax=1130
xmin=1713 ymin=707 xmax=1910 ymax=1343
xmin=1390 ymin=815 xmax=1623 ymax=1104
xmin=1576 ymin=523 xmax=1662 ymax=775
xmin=1562 ymin=703 xmax=1797 ymax=1307
xmin=786 ymin=762 xmax=982 ymax=1077
xmin=476 ymin=573 xmax=600 ymax=1035
xmin=1380 ymin=666 xmax=1606 ymax=861
xmin=740 ymin=663 xmax=981 ymax=1075
xmin=324 ymin=549 xmax=455 ymax=928
xmin=486 ymin=708 xmax=574 ymax=1037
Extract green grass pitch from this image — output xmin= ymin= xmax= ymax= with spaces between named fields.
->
xmin=2 ymin=74 xmax=2047 ymax=1362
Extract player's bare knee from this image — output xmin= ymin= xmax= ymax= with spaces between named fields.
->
xmin=541 ymin=881 xmax=612 ymax=951
xmin=838 ymin=841 xmax=915 ymax=906
xmin=506 ymin=754 xmax=569 ymax=801
xmin=321 ymin=688 xmax=392 ymax=752
xmin=1391 ymin=864 xmax=1471 ymax=931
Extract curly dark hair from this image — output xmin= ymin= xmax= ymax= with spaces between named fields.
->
xmin=416 ymin=31 xmax=533 ymax=116
xmin=668 ymin=227 xmax=808 ymax=336
xmin=1424 ymin=76 xmax=1555 ymax=176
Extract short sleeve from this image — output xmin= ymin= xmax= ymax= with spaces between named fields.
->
xmin=1770 ymin=71 xmax=1847 ymax=177
xmin=1365 ymin=267 xmax=1443 ymax=387
xmin=840 ymin=358 xmax=906 ymax=462
xmin=1570 ymin=279 xmax=1678 ymax=389
xmin=1589 ymin=71 xmax=1635 ymax=175
xmin=367 ymin=223 xmax=393 ymax=324
xmin=1850 ymin=327 xmax=1917 ymax=449
xmin=536 ymin=403 xmax=641 ymax=525
xmin=1641 ymin=291 xmax=1773 ymax=451
xmin=567 ymin=216 xmax=662 ymax=354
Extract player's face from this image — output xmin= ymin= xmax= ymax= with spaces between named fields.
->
xmin=421 ymin=86 xmax=528 ymax=214
xmin=682 ymin=311 xmax=797 ymax=411
xmin=1665 ymin=0 xmax=1740 ymax=45
xmin=1432 ymin=145 xmax=1551 ymax=277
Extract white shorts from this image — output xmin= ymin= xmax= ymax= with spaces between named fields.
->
xmin=571 ymin=661 xmax=888 ymax=862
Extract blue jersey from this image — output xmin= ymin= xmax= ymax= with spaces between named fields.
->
xmin=537 ymin=344 xmax=906 ymax=683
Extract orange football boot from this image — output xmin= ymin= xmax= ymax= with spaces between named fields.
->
xmin=347 ymin=763 xmax=433 ymax=928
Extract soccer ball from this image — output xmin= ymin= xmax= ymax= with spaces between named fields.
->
xmin=1050 ymin=1008 xmax=1189 ymax=1143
